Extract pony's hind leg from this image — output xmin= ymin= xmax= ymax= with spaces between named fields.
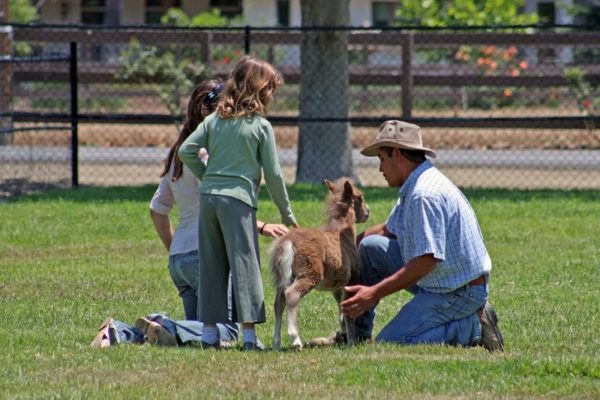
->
xmin=273 ymin=288 xmax=286 ymax=350
xmin=285 ymin=278 xmax=316 ymax=350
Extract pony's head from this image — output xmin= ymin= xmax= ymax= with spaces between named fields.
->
xmin=324 ymin=178 xmax=370 ymax=225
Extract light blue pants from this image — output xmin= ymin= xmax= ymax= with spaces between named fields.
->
xmin=111 ymin=313 xmax=239 ymax=345
xmin=168 ymin=251 xmax=200 ymax=321
xmin=168 ymin=251 xmax=239 ymax=338
xmin=355 ymin=235 xmax=486 ymax=346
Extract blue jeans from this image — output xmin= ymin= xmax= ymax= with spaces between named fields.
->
xmin=355 ymin=235 xmax=487 ymax=346
xmin=168 ymin=251 xmax=199 ymax=320
xmin=111 ymin=319 xmax=145 ymax=344
xmin=169 ymin=251 xmax=238 ymax=338
xmin=111 ymin=313 xmax=239 ymax=345
xmin=146 ymin=313 xmax=238 ymax=343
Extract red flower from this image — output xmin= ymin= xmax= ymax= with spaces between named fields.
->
xmin=582 ymin=99 xmax=592 ymax=109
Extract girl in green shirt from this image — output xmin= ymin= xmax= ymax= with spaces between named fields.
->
xmin=179 ymin=56 xmax=298 ymax=350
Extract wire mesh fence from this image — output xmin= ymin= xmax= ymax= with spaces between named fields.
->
xmin=0 ymin=46 xmax=74 ymax=200
xmin=1 ymin=24 xmax=599 ymax=199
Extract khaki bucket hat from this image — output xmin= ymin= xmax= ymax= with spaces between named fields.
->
xmin=360 ymin=120 xmax=437 ymax=158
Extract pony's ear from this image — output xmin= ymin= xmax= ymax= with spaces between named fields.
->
xmin=343 ymin=180 xmax=353 ymax=196
xmin=324 ymin=179 xmax=336 ymax=192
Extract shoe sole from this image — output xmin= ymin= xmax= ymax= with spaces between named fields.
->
xmin=483 ymin=304 xmax=504 ymax=352
xmin=241 ymin=342 xmax=265 ymax=351
xmin=200 ymin=341 xmax=221 ymax=350
xmin=135 ymin=317 xmax=178 ymax=347
xmin=90 ymin=317 xmax=114 ymax=348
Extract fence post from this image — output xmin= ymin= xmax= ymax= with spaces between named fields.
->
xmin=0 ymin=24 xmax=13 ymax=145
xmin=401 ymin=32 xmax=413 ymax=119
xmin=199 ymin=31 xmax=212 ymax=64
xmin=244 ymin=25 xmax=251 ymax=54
xmin=70 ymin=41 xmax=79 ymax=187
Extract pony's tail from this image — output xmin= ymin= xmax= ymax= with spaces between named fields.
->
xmin=269 ymin=239 xmax=295 ymax=290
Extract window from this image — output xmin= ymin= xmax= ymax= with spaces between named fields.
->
xmin=210 ymin=0 xmax=242 ymax=19
xmin=81 ymin=0 xmax=105 ymax=25
xmin=537 ymin=2 xmax=556 ymax=25
xmin=145 ymin=0 xmax=181 ymax=24
xmin=277 ymin=0 xmax=290 ymax=26
xmin=372 ymin=2 xmax=398 ymax=28
xmin=537 ymin=2 xmax=556 ymax=60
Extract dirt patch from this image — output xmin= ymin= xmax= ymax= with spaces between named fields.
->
xmin=11 ymin=123 xmax=600 ymax=150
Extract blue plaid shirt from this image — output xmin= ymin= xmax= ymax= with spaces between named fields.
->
xmin=386 ymin=160 xmax=491 ymax=293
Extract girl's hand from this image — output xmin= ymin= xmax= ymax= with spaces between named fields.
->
xmin=261 ymin=223 xmax=289 ymax=238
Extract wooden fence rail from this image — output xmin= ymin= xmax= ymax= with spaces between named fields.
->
xmin=5 ymin=27 xmax=600 ymax=129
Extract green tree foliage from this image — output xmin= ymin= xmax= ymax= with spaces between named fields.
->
xmin=115 ymin=7 xmax=242 ymax=127
xmin=397 ymin=0 xmax=537 ymax=26
xmin=7 ymin=0 xmax=38 ymax=55
xmin=396 ymin=1 xmax=538 ymax=111
xmin=116 ymin=39 xmax=206 ymax=128
xmin=8 ymin=0 xmax=38 ymax=23
xmin=160 ymin=7 xmax=241 ymax=27
xmin=565 ymin=67 xmax=599 ymax=131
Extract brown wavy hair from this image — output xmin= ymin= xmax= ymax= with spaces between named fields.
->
xmin=160 ymin=79 xmax=223 ymax=180
xmin=217 ymin=56 xmax=283 ymax=119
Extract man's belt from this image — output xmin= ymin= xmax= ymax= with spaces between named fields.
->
xmin=468 ymin=275 xmax=487 ymax=286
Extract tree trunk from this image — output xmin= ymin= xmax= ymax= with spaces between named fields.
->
xmin=296 ymin=0 xmax=355 ymax=183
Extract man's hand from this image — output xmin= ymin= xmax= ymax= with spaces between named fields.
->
xmin=341 ymin=285 xmax=379 ymax=318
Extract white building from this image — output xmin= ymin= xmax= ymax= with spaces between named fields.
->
xmin=36 ymin=0 xmax=401 ymax=27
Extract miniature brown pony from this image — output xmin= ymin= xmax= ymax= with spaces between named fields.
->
xmin=269 ymin=178 xmax=370 ymax=350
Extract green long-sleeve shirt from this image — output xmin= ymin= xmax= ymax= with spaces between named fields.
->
xmin=178 ymin=112 xmax=297 ymax=226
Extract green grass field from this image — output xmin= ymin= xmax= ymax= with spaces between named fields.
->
xmin=1 ymin=185 xmax=599 ymax=399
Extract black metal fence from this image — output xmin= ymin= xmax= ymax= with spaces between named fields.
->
xmin=1 ymin=24 xmax=599 ymax=198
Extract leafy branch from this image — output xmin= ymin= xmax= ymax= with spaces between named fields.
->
xmin=115 ymin=39 xmax=207 ymax=130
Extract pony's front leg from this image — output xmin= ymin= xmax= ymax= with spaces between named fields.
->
xmin=335 ymin=288 xmax=357 ymax=345
xmin=344 ymin=315 xmax=357 ymax=345
xmin=273 ymin=289 xmax=286 ymax=350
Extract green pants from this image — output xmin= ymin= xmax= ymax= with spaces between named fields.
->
xmin=197 ymin=194 xmax=266 ymax=324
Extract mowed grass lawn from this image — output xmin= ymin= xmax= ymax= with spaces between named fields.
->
xmin=1 ymin=184 xmax=599 ymax=399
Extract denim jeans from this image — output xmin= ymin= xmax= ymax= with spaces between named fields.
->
xmin=146 ymin=313 xmax=238 ymax=343
xmin=111 ymin=313 xmax=239 ymax=345
xmin=111 ymin=319 xmax=145 ymax=344
xmin=168 ymin=251 xmax=239 ymax=339
xmin=168 ymin=251 xmax=200 ymax=321
xmin=355 ymin=235 xmax=487 ymax=346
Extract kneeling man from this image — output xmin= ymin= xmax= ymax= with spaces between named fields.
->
xmin=316 ymin=120 xmax=504 ymax=351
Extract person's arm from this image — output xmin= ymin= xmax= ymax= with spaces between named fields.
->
xmin=150 ymin=209 xmax=173 ymax=251
xmin=356 ymin=223 xmax=396 ymax=246
xmin=178 ymin=119 xmax=209 ymax=180
xmin=356 ymin=223 xmax=390 ymax=245
xmin=259 ymin=121 xmax=297 ymax=227
xmin=149 ymin=174 xmax=175 ymax=252
xmin=363 ymin=223 xmax=387 ymax=237
xmin=340 ymin=254 xmax=437 ymax=318
xmin=257 ymin=220 xmax=289 ymax=238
